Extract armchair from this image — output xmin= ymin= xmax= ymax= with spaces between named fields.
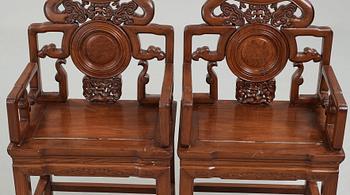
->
xmin=7 ymin=1 xmax=175 ymax=195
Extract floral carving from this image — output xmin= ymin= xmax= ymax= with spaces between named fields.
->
xmin=290 ymin=63 xmax=304 ymax=104
xmin=216 ymin=1 xmax=299 ymax=27
xmin=141 ymin=46 xmax=166 ymax=61
xmin=192 ymin=46 xmax=211 ymax=61
xmin=62 ymin=0 xmax=139 ymax=25
xmin=271 ymin=3 xmax=298 ymax=27
xmin=86 ymin=2 xmax=115 ymax=21
xmin=236 ymin=79 xmax=276 ymax=104
xmin=244 ymin=4 xmax=272 ymax=24
xmin=83 ymin=75 xmax=122 ymax=103
xmin=219 ymin=2 xmax=245 ymax=26
xmin=63 ymin=0 xmax=88 ymax=23
xmin=113 ymin=1 xmax=139 ymax=25
xmin=38 ymin=43 xmax=59 ymax=58
xmin=206 ymin=61 xmax=218 ymax=85
xmin=301 ymin=47 xmax=322 ymax=62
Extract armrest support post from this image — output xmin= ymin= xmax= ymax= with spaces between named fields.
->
xmin=322 ymin=65 xmax=347 ymax=150
xmin=122 ymin=24 xmax=175 ymax=147
xmin=7 ymin=62 xmax=38 ymax=144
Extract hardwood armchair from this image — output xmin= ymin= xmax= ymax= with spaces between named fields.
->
xmin=178 ymin=0 xmax=347 ymax=195
xmin=7 ymin=0 xmax=175 ymax=195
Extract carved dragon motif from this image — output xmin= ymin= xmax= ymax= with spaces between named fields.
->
xmin=202 ymin=0 xmax=314 ymax=27
xmin=44 ymin=0 xmax=154 ymax=25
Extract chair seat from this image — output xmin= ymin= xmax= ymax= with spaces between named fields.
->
xmin=9 ymin=99 xmax=173 ymax=159
xmin=178 ymin=101 xmax=344 ymax=163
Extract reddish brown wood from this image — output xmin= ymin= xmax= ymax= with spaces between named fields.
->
xmin=7 ymin=0 xmax=175 ymax=194
xmin=194 ymin=183 xmax=306 ymax=194
xmin=51 ymin=182 xmax=156 ymax=193
xmin=179 ymin=0 xmax=347 ymax=195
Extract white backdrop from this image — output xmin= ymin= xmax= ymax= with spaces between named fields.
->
xmin=1 ymin=0 xmax=350 ymax=194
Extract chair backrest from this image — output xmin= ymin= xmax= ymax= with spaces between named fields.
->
xmin=29 ymin=0 xmax=172 ymax=103
xmin=189 ymin=0 xmax=332 ymax=105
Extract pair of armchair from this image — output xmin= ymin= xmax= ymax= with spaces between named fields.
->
xmin=7 ymin=0 xmax=347 ymax=195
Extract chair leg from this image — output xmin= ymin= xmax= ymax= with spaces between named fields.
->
xmin=13 ymin=168 xmax=32 ymax=195
xmin=321 ymin=174 xmax=339 ymax=195
xmin=171 ymin=156 xmax=175 ymax=195
xmin=41 ymin=175 xmax=53 ymax=195
xmin=180 ymin=169 xmax=193 ymax=195
xmin=156 ymin=169 xmax=172 ymax=195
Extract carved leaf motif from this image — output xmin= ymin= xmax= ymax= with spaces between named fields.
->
xmin=141 ymin=46 xmax=166 ymax=61
xmin=62 ymin=0 xmax=139 ymax=25
xmin=219 ymin=2 xmax=245 ymax=26
xmin=206 ymin=61 xmax=218 ymax=85
xmin=192 ymin=46 xmax=210 ymax=61
xmin=302 ymin=47 xmax=322 ymax=62
xmin=236 ymin=79 xmax=276 ymax=104
xmin=112 ymin=1 xmax=139 ymax=25
xmin=271 ymin=3 xmax=298 ymax=27
xmin=86 ymin=2 xmax=114 ymax=21
xmin=38 ymin=43 xmax=59 ymax=58
xmin=244 ymin=4 xmax=272 ymax=24
xmin=63 ymin=0 xmax=88 ymax=23
xmin=208 ymin=1 xmax=300 ymax=27
xmin=83 ymin=75 xmax=122 ymax=103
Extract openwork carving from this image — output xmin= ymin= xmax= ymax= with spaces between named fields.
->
xmin=206 ymin=61 xmax=218 ymax=100
xmin=137 ymin=60 xmax=150 ymax=101
xmin=219 ymin=1 xmax=298 ymax=27
xmin=45 ymin=0 xmax=154 ymax=25
xmin=18 ymin=90 xmax=30 ymax=122
xmin=192 ymin=46 xmax=211 ymax=61
xmin=63 ymin=0 xmax=138 ymax=24
xmin=83 ymin=75 xmax=122 ymax=103
xmin=290 ymin=62 xmax=304 ymax=104
xmin=236 ymin=79 xmax=276 ymax=104
xmin=271 ymin=3 xmax=298 ymax=27
xmin=300 ymin=47 xmax=322 ymax=62
xmin=141 ymin=46 xmax=166 ymax=61
xmin=219 ymin=2 xmax=245 ymax=26
xmin=55 ymin=59 xmax=68 ymax=100
xmin=202 ymin=0 xmax=314 ymax=27
xmin=244 ymin=4 xmax=272 ymax=25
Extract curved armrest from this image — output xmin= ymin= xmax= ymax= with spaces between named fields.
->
xmin=322 ymin=65 xmax=348 ymax=150
xmin=180 ymin=62 xmax=193 ymax=147
xmin=123 ymin=24 xmax=174 ymax=147
xmin=159 ymin=62 xmax=174 ymax=147
xmin=7 ymin=63 xmax=38 ymax=144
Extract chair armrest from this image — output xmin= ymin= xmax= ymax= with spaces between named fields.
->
xmin=159 ymin=62 xmax=174 ymax=147
xmin=180 ymin=62 xmax=194 ymax=147
xmin=179 ymin=25 xmax=195 ymax=147
xmin=322 ymin=65 xmax=348 ymax=150
xmin=7 ymin=62 xmax=38 ymax=144
xmin=121 ymin=24 xmax=175 ymax=147
xmin=155 ymin=24 xmax=174 ymax=147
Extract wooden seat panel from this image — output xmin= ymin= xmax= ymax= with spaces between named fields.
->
xmin=179 ymin=101 xmax=344 ymax=162
xmin=195 ymin=101 xmax=325 ymax=144
xmin=8 ymin=100 xmax=174 ymax=159
xmin=32 ymin=99 xmax=158 ymax=140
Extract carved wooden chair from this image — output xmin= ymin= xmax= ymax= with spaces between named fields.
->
xmin=7 ymin=0 xmax=175 ymax=195
xmin=179 ymin=0 xmax=347 ymax=195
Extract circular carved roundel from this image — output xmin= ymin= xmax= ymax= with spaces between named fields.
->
xmin=226 ymin=24 xmax=289 ymax=82
xmin=71 ymin=21 xmax=132 ymax=78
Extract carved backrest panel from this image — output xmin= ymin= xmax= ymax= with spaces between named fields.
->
xmin=31 ymin=0 xmax=171 ymax=103
xmin=189 ymin=0 xmax=329 ymax=104
xmin=44 ymin=0 xmax=155 ymax=25
xmin=202 ymin=0 xmax=314 ymax=28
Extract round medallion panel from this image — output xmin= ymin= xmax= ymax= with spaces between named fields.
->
xmin=226 ymin=24 xmax=289 ymax=82
xmin=71 ymin=21 xmax=131 ymax=78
